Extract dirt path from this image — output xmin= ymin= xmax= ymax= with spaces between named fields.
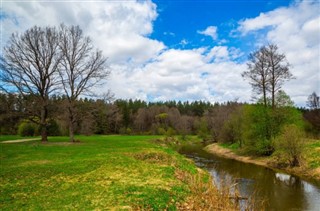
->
xmin=1 ymin=138 xmax=39 ymax=143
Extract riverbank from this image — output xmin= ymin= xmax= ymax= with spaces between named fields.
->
xmin=205 ymin=143 xmax=320 ymax=182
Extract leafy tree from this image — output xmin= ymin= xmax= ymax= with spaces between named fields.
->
xmin=242 ymin=104 xmax=273 ymax=155
xmin=274 ymin=90 xmax=294 ymax=107
xmin=1 ymin=26 xmax=61 ymax=142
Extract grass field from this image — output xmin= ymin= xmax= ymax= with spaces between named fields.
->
xmin=0 ymin=135 xmax=200 ymax=210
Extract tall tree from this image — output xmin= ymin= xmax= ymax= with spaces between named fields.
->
xmin=0 ymin=26 xmax=61 ymax=142
xmin=265 ymin=44 xmax=293 ymax=108
xmin=58 ymin=24 xmax=109 ymax=142
xmin=242 ymin=44 xmax=293 ymax=108
xmin=242 ymin=46 xmax=269 ymax=107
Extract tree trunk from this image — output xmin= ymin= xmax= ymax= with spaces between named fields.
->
xmin=68 ymin=104 xmax=75 ymax=142
xmin=272 ymin=81 xmax=275 ymax=109
xmin=40 ymin=105 xmax=48 ymax=142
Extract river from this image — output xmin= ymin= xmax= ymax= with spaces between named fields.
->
xmin=178 ymin=144 xmax=320 ymax=211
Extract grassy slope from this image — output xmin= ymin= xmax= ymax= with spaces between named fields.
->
xmin=0 ymin=135 xmax=199 ymax=210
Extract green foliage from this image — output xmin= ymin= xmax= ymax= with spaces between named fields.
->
xmin=273 ymin=124 xmax=305 ymax=167
xmin=241 ymin=105 xmax=272 ymax=155
xmin=17 ymin=120 xmax=38 ymax=137
xmin=241 ymin=104 xmax=304 ymax=155
xmin=195 ymin=117 xmax=211 ymax=141
xmin=219 ymin=107 xmax=244 ymax=147
xmin=156 ymin=127 xmax=166 ymax=135
xmin=166 ymin=127 xmax=176 ymax=137
xmin=119 ymin=127 xmax=132 ymax=135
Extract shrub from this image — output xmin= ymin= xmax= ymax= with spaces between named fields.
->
xmin=273 ymin=124 xmax=305 ymax=167
xmin=166 ymin=127 xmax=176 ymax=137
xmin=157 ymin=127 xmax=166 ymax=135
xmin=119 ymin=127 xmax=132 ymax=135
xmin=18 ymin=121 xmax=38 ymax=137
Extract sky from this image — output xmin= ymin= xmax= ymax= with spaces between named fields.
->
xmin=1 ymin=0 xmax=319 ymax=107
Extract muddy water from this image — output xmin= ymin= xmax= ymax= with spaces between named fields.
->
xmin=179 ymin=144 xmax=320 ymax=211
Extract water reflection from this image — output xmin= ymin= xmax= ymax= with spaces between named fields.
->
xmin=179 ymin=144 xmax=320 ymax=211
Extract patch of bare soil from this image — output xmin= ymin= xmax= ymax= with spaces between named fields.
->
xmin=204 ymin=144 xmax=269 ymax=168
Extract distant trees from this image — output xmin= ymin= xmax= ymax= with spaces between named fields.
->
xmin=307 ymin=92 xmax=320 ymax=110
xmin=304 ymin=92 xmax=320 ymax=136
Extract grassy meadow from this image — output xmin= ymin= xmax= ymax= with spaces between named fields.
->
xmin=0 ymin=135 xmax=244 ymax=210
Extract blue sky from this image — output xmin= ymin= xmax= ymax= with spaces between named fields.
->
xmin=1 ymin=0 xmax=320 ymax=106
xmin=151 ymin=0 xmax=289 ymax=50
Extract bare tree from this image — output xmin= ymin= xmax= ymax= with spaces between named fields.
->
xmin=307 ymin=92 xmax=320 ymax=110
xmin=242 ymin=44 xmax=293 ymax=108
xmin=242 ymin=46 xmax=269 ymax=107
xmin=265 ymin=44 xmax=293 ymax=108
xmin=0 ymin=26 xmax=61 ymax=142
xmin=58 ymin=24 xmax=109 ymax=142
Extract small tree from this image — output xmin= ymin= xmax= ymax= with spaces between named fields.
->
xmin=274 ymin=124 xmax=305 ymax=167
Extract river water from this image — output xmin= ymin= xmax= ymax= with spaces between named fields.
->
xmin=178 ymin=144 xmax=320 ymax=211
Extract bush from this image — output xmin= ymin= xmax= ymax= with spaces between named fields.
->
xmin=166 ymin=127 xmax=176 ymax=137
xmin=157 ymin=127 xmax=166 ymax=135
xmin=119 ymin=127 xmax=132 ymax=135
xmin=273 ymin=124 xmax=305 ymax=167
xmin=18 ymin=121 xmax=38 ymax=137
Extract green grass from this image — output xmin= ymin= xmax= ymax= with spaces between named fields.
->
xmin=305 ymin=139 xmax=320 ymax=169
xmin=219 ymin=142 xmax=240 ymax=151
xmin=0 ymin=135 xmax=198 ymax=210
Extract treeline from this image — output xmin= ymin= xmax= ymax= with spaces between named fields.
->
xmin=1 ymin=93 xmax=318 ymax=141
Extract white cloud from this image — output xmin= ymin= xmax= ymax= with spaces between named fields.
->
xmin=1 ymin=1 xmax=164 ymax=65
xmin=108 ymin=47 xmax=251 ymax=103
xmin=198 ymin=26 xmax=218 ymax=40
xmin=2 ymin=0 xmax=318 ymax=106
xmin=238 ymin=0 xmax=320 ymax=106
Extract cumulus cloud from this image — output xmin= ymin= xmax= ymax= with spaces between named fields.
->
xmin=198 ymin=26 xmax=218 ymax=40
xmin=1 ymin=0 xmax=318 ymax=106
xmin=1 ymin=0 xmax=165 ymax=65
xmin=238 ymin=0 xmax=320 ymax=106
xmin=108 ymin=47 xmax=250 ymax=102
